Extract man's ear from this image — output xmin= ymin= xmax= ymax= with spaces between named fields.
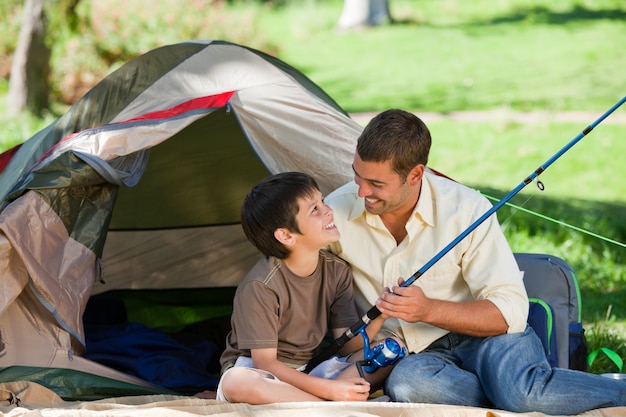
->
xmin=274 ymin=228 xmax=296 ymax=247
xmin=407 ymin=164 xmax=425 ymax=186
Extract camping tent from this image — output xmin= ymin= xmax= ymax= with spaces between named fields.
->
xmin=0 ymin=39 xmax=363 ymax=399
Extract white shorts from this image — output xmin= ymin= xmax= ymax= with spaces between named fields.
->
xmin=215 ymin=355 xmax=352 ymax=401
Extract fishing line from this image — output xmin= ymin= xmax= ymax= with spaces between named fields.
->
xmin=490 ymin=181 xmax=541 ymax=227
xmin=483 ymin=175 xmax=548 ymax=229
xmin=481 ymin=192 xmax=626 ymax=249
xmin=304 ymin=95 xmax=626 ymax=373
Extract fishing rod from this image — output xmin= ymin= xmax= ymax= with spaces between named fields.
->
xmin=305 ymin=95 xmax=626 ymax=374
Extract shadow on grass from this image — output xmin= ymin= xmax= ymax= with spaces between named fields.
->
xmin=392 ymin=5 xmax=626 ymax=27
xmin=481 ymin=5 xmax=626 ymax=25
xmin=470 ymin=185 xmax=626 ymax=323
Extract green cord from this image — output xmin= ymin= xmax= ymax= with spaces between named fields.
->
xmin=480 ymin=192 xmax=626 ymax=249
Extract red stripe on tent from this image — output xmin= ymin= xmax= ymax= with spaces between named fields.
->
xmin=33 ymin=92 xmax=236 ymax=169
xmin=60 ymin=91 xmax=236 ymax=144
xmin=0 ymin=144 xmax=22 ymax=174
xmin=124 ymin=91 xmax=236 ymax=123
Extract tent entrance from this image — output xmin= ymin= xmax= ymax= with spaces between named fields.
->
xmin=82 ymin=287 xmax=236 ymax=396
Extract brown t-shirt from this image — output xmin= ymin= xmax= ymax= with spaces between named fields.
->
xmin=219 ymin=250 xmax=359 ymax=373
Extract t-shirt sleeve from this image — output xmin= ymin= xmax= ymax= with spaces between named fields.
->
xmin=231 ymin=280 xmax=280 ymax=350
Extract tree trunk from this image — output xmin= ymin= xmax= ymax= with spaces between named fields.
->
xmin=336 ymin=0 xmax=392 ymax=31
xmin=8 ymin=0 xmax=51 ymax=116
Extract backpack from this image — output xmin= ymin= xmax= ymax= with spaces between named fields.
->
xmin=527 ymin=297 xmax=559 ymax=367
xmin=515 ymin=253 xmax=588 ymax=370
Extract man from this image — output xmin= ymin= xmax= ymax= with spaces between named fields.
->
xmin=325 ymin=109 xmax=626 ymax=414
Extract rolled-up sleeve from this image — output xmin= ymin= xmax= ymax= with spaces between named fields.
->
xmin=461 ymin=208 xmax=529 ymax=334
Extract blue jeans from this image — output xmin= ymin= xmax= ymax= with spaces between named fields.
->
xmin=385 ymin=326 xmax=626 ymax=414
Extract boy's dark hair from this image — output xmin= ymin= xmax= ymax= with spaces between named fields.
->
xmin=357 ymin=109 xmax=432 ymax=180
xmin=241 ymin=171 xmax=320 ymax=259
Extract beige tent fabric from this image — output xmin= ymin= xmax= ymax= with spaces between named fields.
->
xmin=1 ymin=382 xmax=625 ymax=417
xmin=0 ymin=194 xmax=158 ymax=388
xmin=0 ymin=192 xmax=97 ymax=353
xmin=229 ymin=84 xmax=361 ymax=196
xmin=0 ymin=251 xmax=162 ymax=388
xmin=94 ymin=225 xmax=259 ymax=293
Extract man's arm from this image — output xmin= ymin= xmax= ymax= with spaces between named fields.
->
xmin=376 ymin=279 xmax=508 ymax=336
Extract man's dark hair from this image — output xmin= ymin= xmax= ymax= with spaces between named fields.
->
xmin=241 ymin=171 xmax=320 ymax=259
xmin=356 ymin=109 xmax=432 ymax=180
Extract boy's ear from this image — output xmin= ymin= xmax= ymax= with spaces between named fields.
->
xmin=274 ymin=228 xmax=296 ymax=247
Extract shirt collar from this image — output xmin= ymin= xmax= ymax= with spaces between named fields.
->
xmin=347 ymin=182 xmax=366 ymax=221
xmin=413 ymin=170 xmax=435 ymax=227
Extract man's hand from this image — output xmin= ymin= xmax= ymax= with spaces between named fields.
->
xmin=376 ymin=277 xmax=430 ymax=323
xmin=375 ymin=278 xmax=508 ymax=336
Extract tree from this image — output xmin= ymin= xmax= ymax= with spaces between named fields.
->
xmin=7 ymin=0 xmax=51 ymax=116
xmin=336 ymin=0 xmax=392 ymax=31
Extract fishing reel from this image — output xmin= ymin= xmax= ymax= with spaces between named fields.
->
xmin=355 ymin=327 xmax=406 ymax=377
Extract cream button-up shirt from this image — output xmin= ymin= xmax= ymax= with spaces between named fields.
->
xmin=326 ymin=169 xmax=529 ymax=354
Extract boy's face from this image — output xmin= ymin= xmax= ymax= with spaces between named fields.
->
xmin=293 ymin=189 xmax=340 ymax=249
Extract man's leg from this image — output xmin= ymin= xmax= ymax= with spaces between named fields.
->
xmin=472 ymin=326 xmax=626 ymax=414
xmin=385 ymin=333 xmax=491 ymax=407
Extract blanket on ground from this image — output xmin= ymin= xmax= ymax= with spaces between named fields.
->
xmin=1 ymin=381 xmax=625 ymax=417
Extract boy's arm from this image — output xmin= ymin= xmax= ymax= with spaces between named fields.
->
xmin=250 ymin=348 xmax=370 ymax=401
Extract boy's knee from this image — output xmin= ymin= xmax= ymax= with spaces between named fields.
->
xmin=221 ymin=368 xmax=254 ymax=402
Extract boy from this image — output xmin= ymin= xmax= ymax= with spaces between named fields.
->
xmin=216 ymin=172 xmax=392 ymax=403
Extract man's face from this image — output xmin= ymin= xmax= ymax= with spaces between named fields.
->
xmin=352 ymin=154 xmax=420 ymax=217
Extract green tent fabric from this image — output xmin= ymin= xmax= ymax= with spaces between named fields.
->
xmin=0 ymin=367 xmax=173 ymax=401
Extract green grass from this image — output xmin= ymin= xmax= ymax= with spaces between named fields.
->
xmin=257 ymin=0 xmax=626 ymax=113
xmin=427 ymin=120 xmax=626 ymax=203
xmin=1 ymin=0 xmax=625 ymax=373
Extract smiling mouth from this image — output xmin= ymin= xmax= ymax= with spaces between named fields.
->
xmin=324 ymin=222 xmax=336 ymax=230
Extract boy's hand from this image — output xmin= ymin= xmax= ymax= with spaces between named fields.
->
xmin=327 ymin=377 xmax=371 ymax=401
